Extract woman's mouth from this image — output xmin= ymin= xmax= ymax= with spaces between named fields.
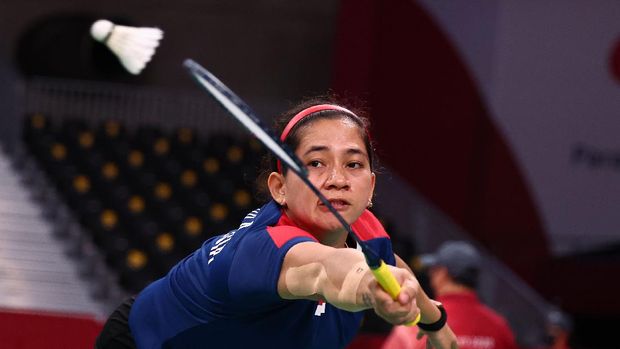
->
xmin=320 ymin=199 xmax=350 ymax=210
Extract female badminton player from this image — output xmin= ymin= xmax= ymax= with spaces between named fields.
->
xmin=95 ymin=97 xmax=457 ymax=349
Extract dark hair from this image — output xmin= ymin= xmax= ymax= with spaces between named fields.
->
xmin=255 ymin=94 xmax=377 ymax=201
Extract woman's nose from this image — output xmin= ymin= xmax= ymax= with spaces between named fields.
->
xmin=324 ymin=166 xmax=349 ymax=189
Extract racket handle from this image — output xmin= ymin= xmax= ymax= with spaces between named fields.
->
xmin=371 ymin=260 xmax=421 ymax=327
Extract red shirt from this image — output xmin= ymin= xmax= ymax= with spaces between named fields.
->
xmin=382 ymin=291 xmax=519 ymax=349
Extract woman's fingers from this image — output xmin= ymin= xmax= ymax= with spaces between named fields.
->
xmin=371 ymin=270 xmax=421 ymax=325
xmin=397 ymin=279 xmax=417 ymax=305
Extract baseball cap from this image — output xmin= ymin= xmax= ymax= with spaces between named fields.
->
xmin=420 ymin=241 xmax=482 ymax=278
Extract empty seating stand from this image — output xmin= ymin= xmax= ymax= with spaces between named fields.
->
xmin=23 ymin=114 xmax=265 ymax=294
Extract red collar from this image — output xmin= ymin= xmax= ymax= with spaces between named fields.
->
xmin=274 ymin=207 xmax=390 ymax=242
xmin=275 ymin=209 xmax=297 ymax=227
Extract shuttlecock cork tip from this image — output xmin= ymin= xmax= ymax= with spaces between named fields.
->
xmin=91 ymin=19 xmax=114 ymax=42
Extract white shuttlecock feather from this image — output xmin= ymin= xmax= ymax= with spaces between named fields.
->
xmin=90 ymin=19 xmax=163 ymax=75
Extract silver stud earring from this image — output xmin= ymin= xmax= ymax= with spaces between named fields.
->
xmin=367 ymin=199 xmax=373 ymax=208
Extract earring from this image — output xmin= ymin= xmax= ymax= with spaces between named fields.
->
xmin=367 ymin=199 xmax=373 ymax=208
xmin=277 ymin=190 xmax=286 ymax=206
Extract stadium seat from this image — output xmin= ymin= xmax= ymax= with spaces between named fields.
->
xmin=23 ymin=116 xmax=266 ymax=293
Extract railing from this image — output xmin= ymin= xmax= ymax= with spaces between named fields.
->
xmin=21 ymin=76 xmax=245 ymax=136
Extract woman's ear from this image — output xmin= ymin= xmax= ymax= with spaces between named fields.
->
xmin=267 ymin=172 xmax=286 ymax=206
xmin=368 ymin=172 xmax=376 ymax=204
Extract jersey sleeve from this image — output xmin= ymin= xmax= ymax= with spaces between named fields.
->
xmin=226 ymin=226 xmax=316 ymax=308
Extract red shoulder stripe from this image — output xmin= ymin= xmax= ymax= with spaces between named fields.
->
xmin=267 ymin=226 xmax=317 ymax=248
xmin=266 ymin=211 xmax=317 ymax=248
xmin=351 ymin=210 xmax=390 ymax=241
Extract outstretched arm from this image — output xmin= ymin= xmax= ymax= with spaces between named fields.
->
xmin=277 ymin=241 xmax=419 ymax=325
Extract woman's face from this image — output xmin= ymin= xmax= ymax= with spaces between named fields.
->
xmin=278 ymin=117 xmax=375 ymax=237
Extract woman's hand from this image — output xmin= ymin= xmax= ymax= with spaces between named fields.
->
xmin=369 ymin=266 xmax=421 ymax=325
xmin=416 ymin=325 xmax=458 ymax=349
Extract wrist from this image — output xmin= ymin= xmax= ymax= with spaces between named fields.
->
xmin=419 ymin=299 xmax=442 ymax=324
xmin=418 ymin=303 xmax=447 ymax=332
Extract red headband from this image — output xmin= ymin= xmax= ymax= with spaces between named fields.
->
xmin=277 ymin=104 xmax=362 ymax=173
xmin=279 ymin=104 xmax=357 ymax=141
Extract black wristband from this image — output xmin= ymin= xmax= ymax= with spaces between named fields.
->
xmin=417 ymin=304 xmax=447 ymax=332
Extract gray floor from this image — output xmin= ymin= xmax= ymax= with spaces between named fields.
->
xmin=0 ymin=148 xmax=104 ymax=318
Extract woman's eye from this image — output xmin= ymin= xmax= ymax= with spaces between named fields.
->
xmin=348 ymin=162 xmax=363 ymax=169
xmin=308 ymin=160 xmax=323 ymax=168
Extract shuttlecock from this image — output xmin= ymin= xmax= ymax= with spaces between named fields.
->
xmin=90 ymin=19 xmax=163 ymax=75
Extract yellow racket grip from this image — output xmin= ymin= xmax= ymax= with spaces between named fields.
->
xmin=371 ymin=260 xmax=421 ymax=327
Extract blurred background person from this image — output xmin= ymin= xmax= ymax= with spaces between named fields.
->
xmin=542 ymin=309 xmax=573 ymax=349
xmin=382 ymin=241 xmax=518 ymax=349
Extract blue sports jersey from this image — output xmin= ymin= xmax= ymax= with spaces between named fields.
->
xmin=128 ymin=200 xmax=395 ymax=349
